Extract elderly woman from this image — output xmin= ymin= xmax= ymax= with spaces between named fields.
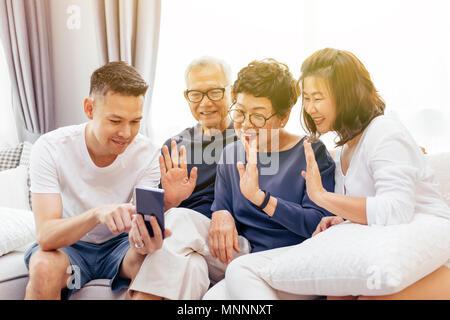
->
xmin=205 ymin=48 xmax=450 ymax=300
xmin=203 ymin=58 xmax=335 ymax=299
xmin=208 ymin=58 xmax=336 ymax=259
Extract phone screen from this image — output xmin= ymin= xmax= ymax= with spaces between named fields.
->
xmin=135 ymin=186 xmax=165 ymax=238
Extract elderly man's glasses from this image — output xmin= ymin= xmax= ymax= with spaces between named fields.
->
xmin=228 ymin=105 xmax=277 ymax=128
xmin=186 ymin=88 xmax=226 ymax=103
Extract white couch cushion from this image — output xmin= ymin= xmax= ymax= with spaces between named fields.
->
xmin=0 ymin=251 xmax=30 ymax=299
xmin=0 ymin=165 xmax=31 ymax=211
xmin=259 ymin=213 xmax=450 ymax=296
xmin=0 ymin=207 xmax=35 ymax=257
xmin=0 ymin=250 xmax=127 ymax=300
xmin=426 ymin=152 xmax=450 ymax=207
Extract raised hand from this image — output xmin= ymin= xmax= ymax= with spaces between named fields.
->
xmin=159 ymin=140 xmax=198 ymax=209
xmin=301 ymin=140 xmax=327 ymax=205
xmin=236 ymin=137 xmax=265 ymax=206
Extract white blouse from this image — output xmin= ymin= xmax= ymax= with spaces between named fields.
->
xmin=334 ymin=115 xmax=450 ymax=226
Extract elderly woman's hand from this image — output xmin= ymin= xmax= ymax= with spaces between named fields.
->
xmin=209 ymin=210 xmax=240 ymax=265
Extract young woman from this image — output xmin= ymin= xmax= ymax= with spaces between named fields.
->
xmin=301 ymin=48 xmax=450 ymax=299
xmin=205 ymin=48 xmax=450 ymax=300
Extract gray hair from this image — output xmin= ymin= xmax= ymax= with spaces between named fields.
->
xmin=184 ymin=56 xmax=232 ymax=86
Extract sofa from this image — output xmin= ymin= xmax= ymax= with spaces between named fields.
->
xmin=0 ymin=142 xmax=449 ymax=300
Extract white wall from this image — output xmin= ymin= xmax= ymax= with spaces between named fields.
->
xmin=49 ymin=0 xmax=101 ymax=128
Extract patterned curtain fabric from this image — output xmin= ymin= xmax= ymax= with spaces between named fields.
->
xmin=92 ymin=0 xmax=162 ymax=136
xmin=0 ymin=0 xmax=55 ymax=140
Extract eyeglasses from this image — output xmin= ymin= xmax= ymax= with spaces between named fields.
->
xmin=185 ymin=88 xmax=226 ymax=103
xmin=228 ymin=104 xmax=278 ymax=128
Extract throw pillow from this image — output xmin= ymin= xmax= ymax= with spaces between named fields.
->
xmin=0 ymin=143 xmax=24 ymax=172
xmin=19 ymin=141 xmax=32 ymax=167
xmin=426 ymin=153 xmax=450 ymax=207
xmin=0 ymin=165 xmax=31 ymax=211
xmin=0 ymin=207 xmax=35 ymax=256
xmin=19 ymin=141 xmax=33 ymax=210
xmin=259 ymin=213 xmax=450 ymax=297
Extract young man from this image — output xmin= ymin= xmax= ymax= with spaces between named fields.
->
xmin=128 ymin=57 xmax=245 ymax=300
xmin=24 ymin=61 xmax=171 ymax=300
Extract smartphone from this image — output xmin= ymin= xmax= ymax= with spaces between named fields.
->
xmin=135 ymin=186 xmax=165 ymax=238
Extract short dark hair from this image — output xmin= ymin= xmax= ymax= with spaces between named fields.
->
xmin=232 ymin=58 xmax=299 ymax=117
xmin=89 ymin=61 xmax=149 ymax=98
xmin=299 ymin=48 xmax=385 ymax=146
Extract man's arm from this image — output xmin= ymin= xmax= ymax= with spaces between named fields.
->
xmin=33 ymin=193 xmax=135 ymax=251
xmin=33 ymin=193 xmax=99 ymax=251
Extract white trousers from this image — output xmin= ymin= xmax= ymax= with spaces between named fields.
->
xmin=203 ymin=246 xmax=317 ymax=300
xmin=129 ymin=208 xmax=250 ymax=300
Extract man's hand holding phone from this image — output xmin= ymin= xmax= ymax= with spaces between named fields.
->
xmin=130 ymin=186 xmax=172 ymax=255
xmin=129 ymin=214 xmax=171 ymax=255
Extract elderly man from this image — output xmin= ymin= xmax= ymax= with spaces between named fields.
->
xmin=128 ymin=57 xmax=249 ymax=300
xmin=159 ymin=56 xmax=238 ymax=219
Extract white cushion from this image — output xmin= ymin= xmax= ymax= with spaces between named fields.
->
xmin=0 ymin=251 xmax=30 ymax=300
xmin=0 ymin=165 xmax=31 ymax=211
xmin=19 ymin=141 xmax=32 ymax=167
xmin=0 ymin=207 xmax=36 ymax=257
xmin=426 ymin=153 xmax=450 ymax=207
xmin=259 ymin=214 xmax=450 ymax=296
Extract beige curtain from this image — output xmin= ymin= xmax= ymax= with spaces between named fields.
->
xmin=0 ymin=0 xmax=55 ymax=142
xmin=92 ymin=0 xmax=161 ymax=136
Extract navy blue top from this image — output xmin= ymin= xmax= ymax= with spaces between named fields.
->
xmin=211 ymin=137 xmax=336 ymax=253
xmin=161 ymin=122 xmax=238 ymax=219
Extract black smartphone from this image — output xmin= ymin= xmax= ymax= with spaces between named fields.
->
xmin=135 ymin=186 xmax=165 ymax=238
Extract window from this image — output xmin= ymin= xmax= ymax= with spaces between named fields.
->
xmin=304 ymin=0 xmax=450 ymax=153
xmin=148 ymin=0 xmax=306 ymax=146
xmin=0 ymin=41 xmax=18 ymax=147
xmin=149 ymin=0 xmax=450 ymax=153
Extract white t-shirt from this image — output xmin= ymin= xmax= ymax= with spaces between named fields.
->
xmin=30 ymin=123 xmax=161 ymax=243
xmin=334 ymin=115 xmax=450 ymax=225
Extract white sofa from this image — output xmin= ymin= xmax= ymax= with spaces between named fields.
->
xmin=0 ymin=142 xmax=449 ymax=300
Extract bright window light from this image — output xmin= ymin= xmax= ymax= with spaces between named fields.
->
xmin=148 ymin=0 xmax=307 ymax=146
xmin=150 ymin=0 xmax=450 ymax=153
